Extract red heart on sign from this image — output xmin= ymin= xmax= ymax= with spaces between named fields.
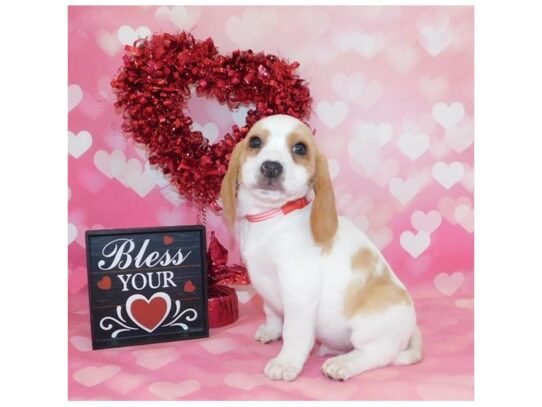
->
xmin=184 ymin=280 xmax=196 ymax=293
xmin=97 ymin=276 xmax=112 ymax=290
xmin=126 ymin=293 xmax=171 ymax=333
xmin=163 ymin=235 xmax=174 ymax=245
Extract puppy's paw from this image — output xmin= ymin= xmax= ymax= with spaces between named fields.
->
xmin=254 ymin=324 xmax=282 ymax=344
xmin=321 ymin=355 xmax=353 ymax=381
xmin=264 ymin=357 xmax=302 ymax=381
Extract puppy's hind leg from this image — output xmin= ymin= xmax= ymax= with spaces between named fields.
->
xmin=322 ymin=306 xmax=415 ymax=381
xmin=392 ymin=325 xmax=423 ymax=366
xmin=255 ymin=303 xmax=283 ymax=344
xmin=317 ymin=344 xmax=344 ymax=357
xmin=321 ymin=339 xmax=398 ymax=381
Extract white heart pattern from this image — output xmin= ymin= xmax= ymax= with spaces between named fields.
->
xmin=332 ymin=72 xmax=366 ymax=101
xmin=125 ymin=160 xmax=156 ymax=197
xmin=132 ymin=347 xmax=180 ymax=370
xmin=438 ymin=196 xmax=472 ymax=225
xmin=68 ymin=84 xmax=83 ymax=112
xmin=354 ymin=122 xmax=393 ymax=147
xmin=68 ymin=130 xmax=93 ymax=158
xmin=96 ymin=29 xmax=122 ymax=56
xmin=455 ymin=204 xmax=474 ymax=233
xmin=432 ymin=161 xmax=465 ymax=189
xmin=460 ymin=164 xmax=474 ymax=192
xmin=455 ymin=297 xmax=474 ymax=310
xmin=388 ymin=176 xmax=422 ymax=205
xmin=117 ymin=25 xmax=151 ymax=46
xmin=434 ymin=272 xmax=465 ymax=296
xmin=94 ymin=150 xmax=157 ymax=197
xmin=69 ymin=336 xmax=92 ymax=352
xmin=73 ymin=365 xmax=121 ymax=387
xmin=432 ymin=102 xmax=465 ymax=130
xmin=298 ymin=9 xmax=330 ymax=40
xmin=397 ymin=131 xmax=430 ymax=161
xmin=148 ymin=380 xmax=201 ymax=400
xmin=94 ymin=149 xmax=124 ymax=179
xmin=199 ymin=337 xmax=237 ymax=355
xmin=160 ymin=185 xmax=186 ymax=207
xmin=348 ymin=136 xmax=381 ymax=176
xmin=155 ymin=6 xmax=201 ymax=30
xmin=316 ymin=100 xmax=349 ymax=129
xmin=224 ymin=372 xmax=269 ymax=391
xmin=400 ymin=231 xmax=431 ymax=258
xmin=348 ymin=123 xmax=392 ymax=177
xmin=411 ymin=210 xmax=442 ymax=234
xmin=418 ymin=20 xmax=453 ymax=57
xmin=334 ymin=31 xmax=384 ymax=59
xmin=225 ymin=9 xmax=278 ymax=49
xmin=144 ymin=162 xmax=170 ymax=188
xmin=192 ymin=121 xmax=219 ymax=143
xmin=445 ymin=117 xmax=474 ymax=153
xmin=68 ymin=223 xmax=77 ymax=245
xmin=231 ymin=105 xmax=253 ymax=127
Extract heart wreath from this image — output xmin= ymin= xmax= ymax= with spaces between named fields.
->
xmin=111 ymin=31 xmax=312 ymax=209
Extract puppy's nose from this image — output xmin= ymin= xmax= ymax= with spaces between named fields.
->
xmin=260 ymin=161 xmax=283 ymax=179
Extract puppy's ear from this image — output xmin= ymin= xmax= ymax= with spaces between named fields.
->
xmin=310 ymin=151 xmax=338 ymax=247
xmin=220 ymin=140 xmax=245 ymax=228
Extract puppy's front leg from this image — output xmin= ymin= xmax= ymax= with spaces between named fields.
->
xmin=255 ymin=303 xmax=282 ymax=343
xmin=264 ymin=268 xmax=318 ymax=381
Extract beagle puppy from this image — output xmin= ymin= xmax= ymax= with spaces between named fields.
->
xmin=220 ymin=114 xmax=422 ymax=381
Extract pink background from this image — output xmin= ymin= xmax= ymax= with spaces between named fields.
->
xmin=68 ymin=6 xmax=474 ymax=400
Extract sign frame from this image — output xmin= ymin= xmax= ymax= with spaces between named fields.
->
xmin=85 ymin=225 xmax=209 ymax=350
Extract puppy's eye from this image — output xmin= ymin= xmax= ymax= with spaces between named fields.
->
xmin=249 ymin=136 xmax=262 ymax=149
xmin=292 ymin=142 xmax=307 ymax=156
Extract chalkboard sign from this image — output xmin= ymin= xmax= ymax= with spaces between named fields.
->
xmin=85 ymin=226 xmax=209 ymax=349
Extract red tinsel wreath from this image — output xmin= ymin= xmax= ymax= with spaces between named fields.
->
xmin=111 ymin=32 xmax=312 ymax=209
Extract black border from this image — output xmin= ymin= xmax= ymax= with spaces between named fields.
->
xmin=85 ymin=225 xmax=209 ymax=350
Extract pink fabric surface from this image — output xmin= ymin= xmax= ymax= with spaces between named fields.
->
xmin=68 ymin=5 xmax=474 ymax=400
xmin=68 ymin=285 xmax=473 ymax=400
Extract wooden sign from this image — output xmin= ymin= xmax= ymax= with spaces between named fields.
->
xmin=85 ymin=226 xmax=209 ymax=349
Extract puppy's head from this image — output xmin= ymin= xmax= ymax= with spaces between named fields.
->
xmin=220 ymin=114 xmax=337 ymax=246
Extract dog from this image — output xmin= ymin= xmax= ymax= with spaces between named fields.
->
xmin=220 ymin=114 xmax=422 ymax=381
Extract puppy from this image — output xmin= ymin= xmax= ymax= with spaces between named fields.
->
xmin=220 ymin=114 xmax=422 ymax=381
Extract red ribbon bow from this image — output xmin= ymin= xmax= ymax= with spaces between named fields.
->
xmin=207 ymin=232 xmax=250 ymax=286
xmin=206 ymin=232 xmax=250 ymax=328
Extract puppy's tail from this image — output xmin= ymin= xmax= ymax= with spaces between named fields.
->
xmin=392 ymin=325 xmax=423 ymax=366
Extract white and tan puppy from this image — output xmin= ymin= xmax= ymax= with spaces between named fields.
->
xmin=220 ymin=114 xmax=422 ymax=382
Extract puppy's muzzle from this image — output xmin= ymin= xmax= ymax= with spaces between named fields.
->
xmin=260 ymin=161 xmax=283 ymax=179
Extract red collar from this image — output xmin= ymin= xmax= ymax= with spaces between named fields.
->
xmin=245 ymin=197 xmax=310 ymax=223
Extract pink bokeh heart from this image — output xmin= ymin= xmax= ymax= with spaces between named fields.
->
xmin=148 ymin=380 xmax=201 ymax=400
xmin=73 ymin=365 xmax=121 ymax=387
xmin=411 ymin=210 xmax=442 ymax=234
xmin=434 ymin=271 xmax=465 ymax=296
